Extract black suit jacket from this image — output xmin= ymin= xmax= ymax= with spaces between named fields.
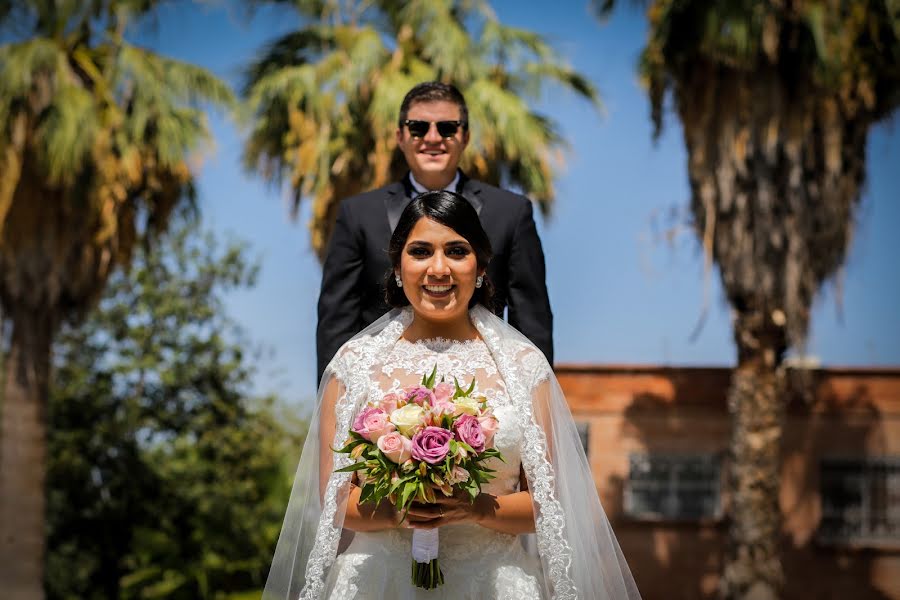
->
xmin=316 ymin=172 xmax=553 ymax=380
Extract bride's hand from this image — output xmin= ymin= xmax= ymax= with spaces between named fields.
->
xmin=404 ymin=491 xmax=499 ymax=529
xmin=352 ymin=488 xmax=407 ymax=531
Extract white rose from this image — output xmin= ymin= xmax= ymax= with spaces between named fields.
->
xmin=453 ymin=396 xmax=481 ymax=416
xmin=390 ymin=404 xmax=425 ymax=436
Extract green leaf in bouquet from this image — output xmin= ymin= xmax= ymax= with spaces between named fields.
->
xmin=458 ymin=441 xmax=475 ymax=454
xmin=389 ymin=476 xmax=408 ymax=494
xmin=400 ymin=481 xmax=415 ymax=506
xmin=416 ymin=481 xmax=429 ymax=503
xmin=464 ymin=479 xmax=479 ymax=501
xmin=453 ymin=376 xmax=464 ymax=398
xmin=370 ymin=482 xmax=390 ymax=505
xmin=359 ymin=482 xmax=379 ymax=504
xmin=421 ymin=365 xmax=438 ymax=388
xmin=375 ymin=449 xmax=392 ymax=471
xmin=399 ymin=481 xmax=416 ymax=509
xmin=333 ymin=461 xmax=368 ymax=473
xmin=465 ymin=377 xmax=476 ymax=395
xmin=332 ymin=436 xmax=367 ymax=454
xmin=474 ymin=448 xmax=504 ymax=462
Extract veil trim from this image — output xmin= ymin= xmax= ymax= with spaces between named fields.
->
xmin=300 ymin=310 xmax=412 ymax=599
xmin=471 ymin=307 xmax=578 ymax=598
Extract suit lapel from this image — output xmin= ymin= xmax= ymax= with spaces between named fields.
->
xmin=385 ymin=181 xmax=411 ymax=233
xmin=457 ymin=173 xmax=484 ymax=215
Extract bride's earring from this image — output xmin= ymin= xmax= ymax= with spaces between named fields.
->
xmin=475 ymin=275 xmax=483 ymax=288
xmin=395 ymin=274 xmax=402 ymax=287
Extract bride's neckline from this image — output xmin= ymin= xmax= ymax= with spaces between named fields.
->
xmin=397 ymin=336 xmax=485 ymax=349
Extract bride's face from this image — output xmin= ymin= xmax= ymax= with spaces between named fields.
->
xmin=397 ymin=217 xmax=481 ymax=323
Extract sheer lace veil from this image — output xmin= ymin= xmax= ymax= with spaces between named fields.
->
xmin=263 ymin=306 xmax=640 ymax=600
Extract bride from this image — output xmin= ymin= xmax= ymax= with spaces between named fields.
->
xmin=264 ymin=191 xmax=641 ymax=599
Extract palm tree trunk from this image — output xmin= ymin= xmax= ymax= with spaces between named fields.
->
xmin=720 ymin=310 xmax=786 ymax=600
xmin=0 ymin=309 xmax=54 ymax=600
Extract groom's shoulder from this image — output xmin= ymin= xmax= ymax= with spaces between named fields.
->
xmin=467 ymin=179 xmax=531 ymax=210
xmin=340 ymin=182 xmax=401 ymax=215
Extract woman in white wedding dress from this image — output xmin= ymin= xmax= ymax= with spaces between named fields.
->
xmin=264 ymin=191 xmax=640 ymax=600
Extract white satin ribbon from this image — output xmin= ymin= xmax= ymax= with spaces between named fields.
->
xmin=411 ymin=528 xmax=439 ymax=562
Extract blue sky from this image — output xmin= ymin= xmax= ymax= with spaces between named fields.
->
xmin=133 ymin=1 xmax=900 ymax=405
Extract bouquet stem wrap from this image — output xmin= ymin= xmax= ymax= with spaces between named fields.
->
xmin=410 ymin=529 xmax=442 ymax=588
xmin=411 ymin=528 xmax=439 ymax=562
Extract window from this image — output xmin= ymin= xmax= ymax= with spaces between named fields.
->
xmin=818 ymin=457 xmax=900 ymax=547
xmin=576 ymin=421 xmax=590 ymax=457
xmin=624 ymin=453 xmax=722 ymax=521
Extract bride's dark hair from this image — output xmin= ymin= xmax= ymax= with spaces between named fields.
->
xmin=385 ymin=190 xmax=495 ymax=310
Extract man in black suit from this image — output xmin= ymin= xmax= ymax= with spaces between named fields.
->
xmin=316 ymin=82 xmax=553 ymax=379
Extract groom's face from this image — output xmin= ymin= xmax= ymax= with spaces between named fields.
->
xmin=396 ymin=100 xmax=469 ymax=188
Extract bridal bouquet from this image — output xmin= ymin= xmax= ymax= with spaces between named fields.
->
xmin=333 ymin=366 xmax=502 ymax=589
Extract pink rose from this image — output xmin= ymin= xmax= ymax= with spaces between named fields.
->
xmin=411 ymin=426 xmax=453 ymax=464
xmin=352 ymin=406 xmax=395 ymax=442
xmin=454 ymin=414 xmax=485 ymax=453
xmin=404 ymin=385 xmax=436 ymax=407
xmin=377 ymin=431 xmax=413 ymax=464
xmin=432 ymin=398 xmax=456 ymax=417
xmin=380 ymin=393 xmax=401 ymax=415
xmin=433 ymin=382 xmax=453 ymax=403
xmin=477 ymin=414 xmax=500 ymax=449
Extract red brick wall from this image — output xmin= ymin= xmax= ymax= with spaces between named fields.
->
xmin=555 ymin=365 xmax=900 ymax=599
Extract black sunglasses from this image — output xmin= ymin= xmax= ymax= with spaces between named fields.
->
xmin=402 ymin=119 xmax=466 ymax=138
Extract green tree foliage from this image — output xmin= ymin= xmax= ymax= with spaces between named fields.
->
xmin=596 ymin=2 xmax=900 ymax=598
xmin=0 ymin=3 xmax=234 ymax=594
xmin=242 ymin=0 xmax=601 ymax=257
xmin=45 ymin=213 xmax=305 ymax=600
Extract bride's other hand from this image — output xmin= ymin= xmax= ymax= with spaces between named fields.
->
xmin=405 ymin=491 xmax=499 ymax=529
xmin=406 ymin=483 xmax=535 ymax=535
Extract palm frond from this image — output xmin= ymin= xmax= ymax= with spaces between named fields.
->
xmin=118 ymin=45 xmax=235 ymax=109
xmin=0 ymin=38 xmax=65 ymax=99
xmin=35 ymin=84 xmax=99 ymax=185
xmin=241 ymin=27 xmax=338 ymax=94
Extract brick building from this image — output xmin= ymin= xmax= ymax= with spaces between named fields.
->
xmin=557 ymin=364 xmax=900 ymax=599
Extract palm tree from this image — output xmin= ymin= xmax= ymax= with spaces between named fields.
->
xmin=0 ymin=1 xmax=233 ymax=597
xmin=242 ymin=0 xmax=601 ymax=258
xmin=597 ymin=1 xmax=900 ymax=598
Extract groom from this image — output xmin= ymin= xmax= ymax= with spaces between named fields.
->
xmin=316 ymin=82 xmax=553 ymax=380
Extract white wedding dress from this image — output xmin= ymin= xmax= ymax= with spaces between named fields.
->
xmin=323 ymin=337 xmax=545 ymax=599
xmin=263 ymin=306 xmax=641 ymax=600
